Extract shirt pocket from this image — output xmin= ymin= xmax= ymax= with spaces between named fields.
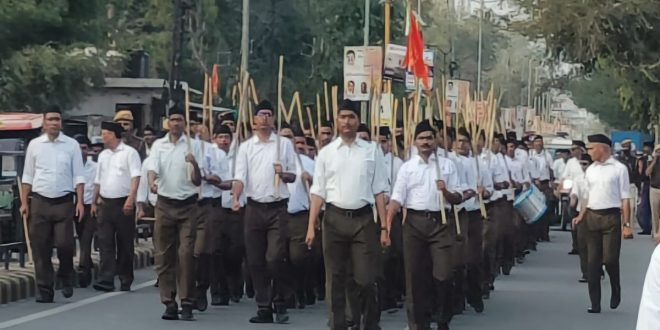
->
xmin=55 ymin=153 xmax=70 ymax=174
xmin=360 ymin=158 xmax=375 ymax=183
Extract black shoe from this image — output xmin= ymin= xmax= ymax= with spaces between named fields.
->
xmin=568 ymin=250 xmax=579 ymax=255
xmin=296 ymin=301 xmax=305 ymax=309
xmin=78 ymin=271 xmax=91 ymax=288
xmin=119 ymin=284 xmax=131 ymax=292
xmin=246 ymin=285 xmax=255 ymax=299
xmin=180 ymin=305 xmax=195 ymax=321
xmin=587 ymin=307 xmax=601 ymax=313
xmin=611 ymin=289 xmax=621 ymax=309
xmin=489 ymin=283 xmax=495 ymax=291
xmin=482 ymin=290 xmax=490 ymax=300
xmin=230 ymin=295 xmax=241 ymax=304
xmin=579 ymin=277 xmax=588 ymax=283
xmin=36 ymin=295 xmax=54 ymax=303
xmin=162 ymin=302 xmax=179 ymax=320
xmin=305 ymin=291 xmax=316 ymax=305
xmin=502 ymin=265 xmax=511 ymax=276
xmin=249 ymin=309 xmax=274 ymax=323
xmin=471 ymin=299 xmax=484 ymax=313
xmin=61 ymin=286 xmax=73 ymax=298
xmin=275 ymin=310 xmax=290 ymax=324
xmin=196 ymin=292 xmax=208 ymax=312
xmin=211 ymin=296 xmax=229 ymax=306
xmin=638 ymin=231 xmax=651 ymax=235
xmin=93 ymin=282 xmax=114 ymax=292
xmin=438 ymin=322 xmax=450 ymax=330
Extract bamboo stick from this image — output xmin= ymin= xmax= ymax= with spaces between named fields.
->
xmin=16 ymin=178 xmax=33 ymax=265
xmin=332 ymin=86 xmax=338 ymax=136
xmin=306 ymin=105 xmax=316 ymax=140
xmin=316 ymin=93 xmax=322 ymax=138
xmin=324 ymin=82 xmax=331 ymax=122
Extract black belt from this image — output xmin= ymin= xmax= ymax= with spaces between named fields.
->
xmin=587 ymin=208 xmax=620 ymax=216
xmin=32 ymin=193 xmax=73 ymax=204
xmin=288 ymin=210 xmax=308 ymax=216
xmin=247 ymin=198 xmax=288 ymax=209
xmin=407 ymin=209 xmax=443 ymax=219
xmin=158 ymin=194 xmax=198 ymax=206
xmin=540 ymin=180 xmax=550 ymax=184
xmin=326 ymin=204 xmax=371 ymax=218
xmin=100 ymin=196 xmax=128 ymax=202
xmin=197 ymin=198 xmax=213 ymax=206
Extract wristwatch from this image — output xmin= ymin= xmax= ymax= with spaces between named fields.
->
xmin=623 ymin=223 xmax=631 ymax=228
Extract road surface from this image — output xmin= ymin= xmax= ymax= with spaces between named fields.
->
xmin=0 ymin=230 xmax=654 ymax=330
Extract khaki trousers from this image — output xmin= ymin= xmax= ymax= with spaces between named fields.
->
xmin=585 ymin=208 xmax=622 ymax=309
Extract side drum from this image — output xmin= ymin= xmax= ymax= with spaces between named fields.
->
xmin=513 ymin=185 xmax=547 ymax=224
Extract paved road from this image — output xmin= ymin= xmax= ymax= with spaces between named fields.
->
xmin=0 ymin=230 xmax=654 ymax=330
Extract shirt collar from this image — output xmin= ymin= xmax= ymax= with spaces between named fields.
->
xmin=40 ymin=132 xmax=64 ymax=143
xmin=252 ymin=132 xmax=277 ymax=144
xmin=337 ymin=137 xmax=369 ymax=149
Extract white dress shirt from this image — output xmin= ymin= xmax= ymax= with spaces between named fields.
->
xmin=22 ymin=132 xmax=85 ymax=198
xmin=151 ymin=134 xmax=205 ymax=200
xmin=531 ymin=149 xmax=553 ymax=181
xmin=636 ymin=243 xmax=660 ymax=330
xmin=391 ymin=154 xmax=460 ymax=211
xmin=569 ymin=174 xmax=588 ymax=211
xmin=553 ymin=158 xmax=567 ymax=183
xmin=455 ymin=155 xmax=494 ymax=211
xmin=585 ymin=156 xmax=630 ymax=210
xmin=137 ymin=156 xmax=158 ymax=206
xmin=222 ymin=145 xmax=246 ymax=209
xmin=480 ymin=151 xmax=508 ymax=201
xmin=310 ymin=137 xmax=389 ymax=210
xmin=95 ymin=142 xmax=142 ymax=198
xmin=287 ymin=154 xmax=315 ymax=214
xmin=383 ymin=152 xmax=403 ymax=189
xmin=199 ymin=141 xmax=227 ymax=199
xmin=505 ymin=154 xmax=531 ymax=185
xmin=516 ymin=148 xmax=539 ymax=180
xmin=82 ymin=159 xmax=98 ymax=205
xmin=561 ymin=157 xmax=584 ymax=182
xmin=234 ymin=132 xmax=296 ymax=203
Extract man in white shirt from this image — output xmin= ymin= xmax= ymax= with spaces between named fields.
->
xmin=20 ymin=105 xmax=85 ymax=303
xmin=569 ymin=154 xmax=593 ymax=283
xmin=285 ymin=127 xmax=315 ymax=309
xmin=531 ymin=135 xmax=555 ymax=242
xmin=148 ymin=107 xmax=203 ymax=321
xmin=573 ymin=134 xmax=631 ymax=314
xmin=306 ymin=99 xmax=389 ymax=330
xmin=504 ymin=138 xmax=531 ymax=273
xmin=387 ymin=120 xmax=463 ymax=330
xmin=636 ymin=242 xmax=660 ymax=330
xmin=564 ymin=140 xmax=587 ymax=250
xmin=73 ymin=134 xmax=98 ymax=288
xmin=91 ymin=122 xmax=141 ymax=292
xmin=232 ymin=100 xmax=297 ymax=324
xmin=211 ymin=124 xmax=246 ymax=306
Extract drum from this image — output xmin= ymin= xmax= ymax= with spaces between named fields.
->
xmin=513 ymin=185 xmax=547 ymax=224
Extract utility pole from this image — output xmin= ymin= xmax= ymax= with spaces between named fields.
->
xmin=167 ymin=0 xmax=187 ymax=114
xmin=476 ymin=0 xmax=484 ymax=96
xmin=240 ymin=0 xmax=250 ymax=72
xmin=361 ymin=0 xmax=370 ymax=121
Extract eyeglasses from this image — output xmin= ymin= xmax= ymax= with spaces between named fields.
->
xmin=586 ymin=147 xmax=594 ymax=151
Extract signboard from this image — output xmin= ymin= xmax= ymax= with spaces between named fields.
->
xmin=383 ymin=44 xmax=434 ymax=90
xmin=343 ymin=46 xmax=383 ymax=101
xmin=379 ymin=93 xmax=392 ymax=127
xmin=525 ymin=108 xmax=536 ymax=131
xmin=515 ymin=106 xmax=525 ymax=139
xmin=445 ymin=79 xmax=470 ymax=114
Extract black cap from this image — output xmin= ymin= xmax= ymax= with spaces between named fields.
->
xmin=358 ymin=123 xmax=370 ymax=133
xmin=255 ymin=100 xmax=274 ymax=115
xmin=189 ymin=111 xmax=202 ymax=124
xmin=457 ymin=127 xmax=471 ymax=141
xmin=643 ymin=141 xmax=654 ymax=148
xmin=378 ymin=127 xmax=391 ymax=139
xmin=213 ymin=125 xmax=232 ymax=136
xmin=495 ymin=133 xmax=506 ymax=145
xmin=292 ymin=126 xmax=305 ymax=138
xmin=505 ymin=138 xmax=517 ymax=146
xmin=506 ymin=131 xmax=517 ymax=141
xmin=73 ymin=134 xmax=91 ymax=146
xmin=44 ymin=105 xmax=62 ymax=114
xmin=339 ymin=99 xmax=359 ymax=116
xmin=587 ymin=134 xmax=612 ymax=147
xmin=533 ymin=135 xmax=543 ymax=141
xmin=432 ymin=118 xmax=444 ymax=130
xmin=517 ymin=140 xmax=528 ymax=148
xmin=219 ymin=112 xmax=235 ymax=122
xmin=168 ymin=105 xmax=185 ymax=118
xmin=580 ymin=154 xmax=593 ymax=163
xmin=320 ymin=119 xmax=333 ymax=129
xmin=143 ymin=125 xmax=155 ymax=132
xmin=414 ymin=120 xmax=436 ymax=138
xmin=101 ymin=121 xmax=123 ymax=139
xmin=572 ymin=140 xmax=586 ymax=149
xmin=306 ymin=137 xmax=316 ymax=147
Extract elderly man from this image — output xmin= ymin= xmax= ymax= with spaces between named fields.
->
xmin=114 ymin=109 xmax=146 ymax=159
xmin=573 ymin=134 xmax=631 ymax=314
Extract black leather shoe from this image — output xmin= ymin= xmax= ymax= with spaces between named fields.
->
xmin=211 ymin=296 xmax=229 ymax=306
xmin=502 ymin=265 xmax=511 ymax=276
xmin=568 ymin=250 xmax=578 ymax=255
xmin=230 ymin=295 xmax=241 ymax=304
xmin=438 ymin=322 xmax=450 ymax=330
xmin=611 ymin=289 xmax=621 ymax=309
xmin=36 ymin=295 xmax=54 ymax=303
xmin=587 ymin=307 xmax=601 ymax=313
xmin=180 ymin=305 xmax=195 ymax=321
xmin=196 ymin=293 xmax=208 ymax=311
xmin=249 ymin=309 xmax=274 ymax=323
xmin=61 ymin=286 xmax=73 ymax=298
xmin=471 ymin=299 xmax=484 ymax=313
xmin=119 ymin=284 xmax=131 ymax=292
xmin=579 ymin=277 xmax=588 ymax=283
xmin=275 ymin=310 xmax=289 ymax=324
xmin=162 ymin=303 xmax=179 ymax=320
xmin=93 ymin=282 xmax=114 ymax=292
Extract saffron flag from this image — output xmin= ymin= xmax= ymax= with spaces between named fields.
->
xmin=401 ymin=12 xmax=430 ymax=89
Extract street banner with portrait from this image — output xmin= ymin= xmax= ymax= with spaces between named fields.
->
xmin=344 ymin=46 xmax=383 ymax=101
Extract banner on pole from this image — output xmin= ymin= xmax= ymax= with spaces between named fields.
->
xmin=383 ymin=44 xmax=434 ymax=90
xmin=379 ymin=93 xmax=393 ymax=127
xmin=445 ymin=79 xmax=470 ymax=114
xmin=343 ymin=46 xmax=383 ymax=101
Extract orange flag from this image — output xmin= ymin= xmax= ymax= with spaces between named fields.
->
xmin=211 ymin=64 xmax=220 ymax=96
xmin=401 ymin=12 xmax=430 ymax=89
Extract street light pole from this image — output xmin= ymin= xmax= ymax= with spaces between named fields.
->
xmin=240 ymin=0 xmax=250 ymax=72
xmin=362 ymin=0 xmax=370 ymax=121
xmin=476 ymin=0 xmax=484 ymax=96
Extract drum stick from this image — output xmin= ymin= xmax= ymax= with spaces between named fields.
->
xmin=16 ymin=178 xmax=33 ymax=265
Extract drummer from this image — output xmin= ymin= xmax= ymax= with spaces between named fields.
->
xmin=503 ymin=138 xmax=531 ymax=275
xmin=569 ymin=154 xmax=593 ymax=283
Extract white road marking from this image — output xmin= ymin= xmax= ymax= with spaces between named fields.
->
xmin=0 ymin=280 xmax=157 ymax=329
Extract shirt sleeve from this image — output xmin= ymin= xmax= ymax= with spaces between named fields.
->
xmin=309 ymin=150 xmax=327 ymax=200
xmin=128 ymin=149 xmax=142 ymax=178
xmin=21 ymin=141 xmax=36 ymax=185
xmin=480 ymin=163 xmax=494 ymax=194
xmin=284 ymin=139 xmax=296 ymax=173
xmin=150 ymin=142 xmax=161 ymax=176
xmin=93 ymin=152 xmax=103 ymax=185
xmin=72 ymin=142 xmax=86 ymax=186
xmin=233 ymin=142 xmax=248 ymax=185
xmin=390 ymin=163 xmax=408 ymax=204
xmin=445 ymin=161 xmax=461 ymax=194
xmin=371 ymin=145 xmax=389 ymax=195
xmin=137 ymin=164 xmax=149 ymax=203
xmin=619 ymin=164 xmax=631 ymax=199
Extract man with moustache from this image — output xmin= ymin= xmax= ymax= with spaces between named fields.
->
xmin=21 ymin=105 xmax=85 ymax=303
xmin=113 ymin=110 xmax=146 ymax=159
xmin=72 ymin=134 xmax=98 ymax=288
xmin=148 ymin=107 xmax=203 ymax=321
xmin=503 ymin=138 xmax=531 ymax=275
xmin=91 ymin=122 xmax=141 ymax=292
xmin=306 ymin=99 xmax=389 ymax=330
xmin=387 ymin=120 xmax=462 ymax=330
xmin=143 ymin=125 xmax=157 ymax=157
xmin=232 ymin=100 xmax=297 ymax=324
xmin=318 ymin=120 xmax=335 ymax=149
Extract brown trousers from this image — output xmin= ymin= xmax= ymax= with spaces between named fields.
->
xmin=585 ymin=208 xmax=622 ymax=308
xmin=29 ymin=193 xmax=75 ymax=298
xmin=212 ymin=206 xmax=246 ymax=300
xmin=244 ymin=199 xmax=290 ymax=311
xmin=495 ymin=199 xmax=516 ymax=269
xmin=75 ymin=205 xmax=96 ymax=277
xmin=287 ymin=210 xmax=319 ymax=301
xmin=483 ymin=201 xmax=501 ymax=286
xmin=403 ymin=210 xmax=453 ymax=328
xmin=97 ymin=197 xmax=135 ymax=287
xmin=323 ymin=204 xmax=380 ymax=330
xmin=465 ymin=210 xmax=484 ymax=305
xmin=154 ymin=195 xmax=197 ymax=306
xmin=576 ymin=214 xmax=589 ymax=278
xmin=194 ymin=199 xmax=216 ymax=296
